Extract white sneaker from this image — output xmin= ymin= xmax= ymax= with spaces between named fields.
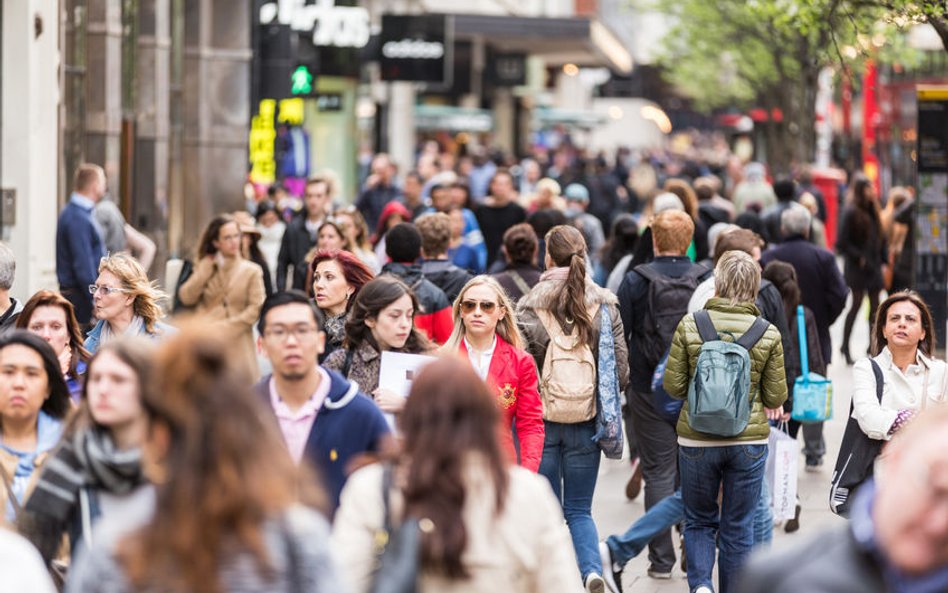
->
xmin=693 ymin=586 xmax=714 ymax=593
xmin=584 ymin=573 xmax=606 ymax=593
xmin=598 ymin=542 xmax=620 ymax=593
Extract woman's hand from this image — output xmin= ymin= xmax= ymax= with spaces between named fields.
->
xmin=58 ymin=346 xmax=72 ymax=377
xmin=373 ymin=388 xmax=405 ymax=413
xmin=766 ymin=406 xmax=789 ymax=423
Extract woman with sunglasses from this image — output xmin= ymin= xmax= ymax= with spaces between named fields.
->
xmin=443 ymin=276 xmax=544 ymax=472
xmin=324 ymin=276 xmax=432 ymax=414
xmin=17 ymin=291 xmax=92 ymax=401
xmin=84 ymin=254 xmax=174 ymax=355
xmin=518 ymin=225 xmax=629 ymax=592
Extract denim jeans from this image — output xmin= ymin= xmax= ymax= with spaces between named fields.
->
xmin=607 ymin=490 xmax=684 ymax=567
xmin=753 ymin=477 xmax=773 ymax=546
xmin=679 ymin=444 xmax=767 ymax=593
xmin=539 ymin=419 xmax=602 ymax=579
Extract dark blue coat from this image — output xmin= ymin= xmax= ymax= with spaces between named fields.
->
xmin=255 ymin=370 xmax=391 ymax=514
xmin=56 ymin=199 xmax=105 ymax=289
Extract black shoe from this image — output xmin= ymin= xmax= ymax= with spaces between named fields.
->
xmin=840 ymin=346 xmax=854 ymax=366
xmin=784 ymin=502 xmax=802 ymax=533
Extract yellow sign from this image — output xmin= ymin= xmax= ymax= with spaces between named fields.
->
xmin=249 ymin=99 xmax=277 ymax=184
xmin=278 ymin=98 xmax=305 ymax=125
xmin=917 ymin=86 xmax=948 ymax=101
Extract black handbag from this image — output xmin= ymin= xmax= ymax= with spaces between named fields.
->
xmin=829 ymin=359 xmax=884 ymax=516
xmin=368 ymin=464 xmax=420 ymax=593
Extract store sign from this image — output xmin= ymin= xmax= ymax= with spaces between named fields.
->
xmin=489 ymin=53 xmax=527 ymax=87
xmin=379 ymin=15 xmax=452 ymax=84
xmin=315 ymin=93 xmax=344 ymax=112
xmin=259 ymin=0 xmax=370 ymax=49
xmin=249 ymin=100 xmax=277 ymax=184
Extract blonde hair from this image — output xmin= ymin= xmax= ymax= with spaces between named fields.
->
xmin=714 ymin=250 xmax=760 ymax=305
xmin=98 ymin=253 xmax=168 ymax=334
xmin=443 ymin=276 xmax=525 ymax=351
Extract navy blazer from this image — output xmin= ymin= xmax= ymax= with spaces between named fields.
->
xmin=255 ymin=370 xmax=391 ymax=514
xmin=56 ymin=200 xmax=105 ymax=289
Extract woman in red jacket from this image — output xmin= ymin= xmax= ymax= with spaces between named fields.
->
xmin=443 ymin=276 xmax=544 ymax=472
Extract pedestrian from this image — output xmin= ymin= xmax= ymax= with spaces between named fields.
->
xmin=308 ymin=250 xmax=374 ymax=362
xmin=491 ymin=223 xmax=543 ymax=305
xmin=523 ymin=178 xmax=566 ymax=213
xmin=277 ymin=174 xmax=330 ymax=291
xmin=563 ymin=184 xmax=605 ymax=267
xmin=84 ymin=253 xmax=174 ymax=354
xmin=255 ymin=200 xmax=287 ymax=291
xmin=380 ymin=223 xmax=453 ymax=345
xmin=371 ymin=200 xmax=412 ymax=267
xmin=617 ymin=210 xmax=709 ymax=576
xmin=475 ymin=170 xmax=527 ymax=269
xmin=17 ymin=290 xmax=92 ymax=401
xmin=234 ymin=210 xmax=274 ymax=295
xmin=838 ymin=175 xmax=887 ymax=365
xmin=599 ymin=214 xmax=638 ymax=292
xmin=333 ymin=207 xmax=380 ymax=273
xmin=0 ymin=331 xmax=70 ymax=523
xmin=93 ymin=195 xmax=157 ymax=273
xmin=177 ymin=214 xmax=266 ymax=381
xmin=255 ymin=291 xmax=392 ymax=512
xmin=444 ymin=276 xmax=544 ymax=472
xmin=664 ymin=179 xmax=709 ymax=262
xmin=428 ymin=182 xmax=488 ymax=273
xmin=0 ymin=526 xmax=57 ymax=593
xmin=56 ymin=164 xmax=107 ymax=326
xmin=332 ymin=357 xmax=581 ymax=593
xmin=663 ymin=250 xmax=787 ymax=593
xmin=852 ymin=291 xmax=947 ymax=442
xmin=356 ymin=153 xmax=400 ymax=231
xmin=0 ymin=242 xmax=24 ymax=334
xmin=518 ymin=225 xmax=629 ymax=592
xmin=21 ymin=338 xmax=154 ymax=568
xmin=323 ymin=277 xmax=433 ymax=411
xmin=737 ymin=405 xmax=948 ymax=593
xmin=65 ymin=327 xmax=345 ymax=593
xmin=416 ymin=213 xmax=473 ymax=303
xmin=732 ymin=163 xmax=776 ymax=214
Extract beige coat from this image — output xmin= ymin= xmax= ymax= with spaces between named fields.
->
xmin=178 ymin=256 xmax=266 ymax=380
xmin=0 ymin=447 xmax=48 ymax=518
xmin=332 ymin=460 xmax=583 ymax=593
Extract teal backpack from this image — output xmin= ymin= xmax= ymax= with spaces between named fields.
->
xmin=687 ymin=310 xmax=770 ymax=437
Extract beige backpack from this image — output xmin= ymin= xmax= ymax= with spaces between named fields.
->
xmin=535 ymin=309 xmax=597 ymax=423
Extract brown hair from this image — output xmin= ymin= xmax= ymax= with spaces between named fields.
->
xmin=118 ymin=326 xmax=325 ymax=593
xmin=398 ymin=357 xmax=509 ymax=579
xmin=762 ymin=261 xmax=800 ymax=328
xmin=415 ymin=213 xmax=452 ymax=257
xmin=651 ymin=210 xmax=694 ymax=255
xmin=713 ymin=228 xmax=764 ymax=264
xmin=344 ymin=276 xmax=431 ymax=353
xmin=195 ymin=214 xmax=238 ymax=259
xmin=502 ymin=223 xmax=538 ymax=266
xmin=73 ymin=163 xmax=104 ymax=193
xmin=543 ymin=225 xmax=593 ymax=345
xmin=16 ymin=290 xmax=92 ymax=381
xmin=871 ymin=290 xmax=935 ymax=357
xmin=663 ymin=179 xmax=698 ymax=220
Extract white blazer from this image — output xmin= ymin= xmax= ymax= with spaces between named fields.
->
xmin=851 ymin=346 xmax=948 ymax=440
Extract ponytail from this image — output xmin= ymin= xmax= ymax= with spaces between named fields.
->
xmin=546 ymin=225 xmax=593 ymax=344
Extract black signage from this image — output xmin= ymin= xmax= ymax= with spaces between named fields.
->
xmin=315 ymin=93 xmax=344 ymax=112
xmin=379 ymin=14 xmax=452 ymax=85
xmin=489 ymin=53 xmax=527 ymax=87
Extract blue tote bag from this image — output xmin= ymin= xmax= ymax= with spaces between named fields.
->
xmin=791 ymin=305 xmax=833 ymax=422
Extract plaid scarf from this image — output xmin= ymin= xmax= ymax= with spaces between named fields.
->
xmin=26 ymin=426 xmax=143 ymax=522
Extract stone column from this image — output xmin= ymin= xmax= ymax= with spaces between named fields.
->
xmin=386 ymin=81 xmax=415 ymax=177
xmin=85 ymin=0 xmax=123 ymax=192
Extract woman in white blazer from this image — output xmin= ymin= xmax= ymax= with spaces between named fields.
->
xmin=852 ymin=290 xmax=947 ymax=440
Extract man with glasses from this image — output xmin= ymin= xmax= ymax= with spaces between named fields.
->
xmin=738 ymin=406 xmax=948 ymax=593
xmin=255 ymin=290 xmax=391 ymax=513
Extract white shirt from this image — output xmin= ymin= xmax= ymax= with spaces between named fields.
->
xmin=687 ymin=275 xmax=716 ymax=313
xmin=852 ymin=347 xmax=948 ymax=440
xmin=464 ymin=335 xmax=497 ymax=381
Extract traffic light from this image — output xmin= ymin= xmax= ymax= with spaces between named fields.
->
xmin=290 ymin=65 xmax=314 ymax=95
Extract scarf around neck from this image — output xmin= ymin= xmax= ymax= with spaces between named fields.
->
xmin=539 ymin=266 xmax=570 ymax=283
xmin=100 ymin=314 xmax=146 ymax=343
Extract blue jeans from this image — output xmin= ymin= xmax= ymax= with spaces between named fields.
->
xmin=679 ymin=444 xmax=767 ymax=593
xmin=607 ymin=490 xmax=683 ymax=567
xmin=539 ymin=420 xmax=601 ymax=579
xmin=753 ymin=477 xmax=773 ymax=546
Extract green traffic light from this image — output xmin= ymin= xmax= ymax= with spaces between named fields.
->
xmin=291 ymin=65 xmax=313 ymax=95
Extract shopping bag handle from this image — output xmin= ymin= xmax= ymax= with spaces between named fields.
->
xmin=797 ymin=305 xmax=809 ymax=381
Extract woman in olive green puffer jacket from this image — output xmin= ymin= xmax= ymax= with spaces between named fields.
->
xmin=663 ymin=297 xmax=788 ymax=442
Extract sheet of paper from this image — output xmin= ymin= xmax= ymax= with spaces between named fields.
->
xmin=378 ymin=351 xmax=437 ymax=428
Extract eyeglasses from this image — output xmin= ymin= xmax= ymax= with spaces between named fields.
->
xmin=88 ymin=284 xmax=129 ymax=296
xmin=460 ymin=300 xmax=498 ymax=314
xmin=264 ymin=325 xmax=320 ymax=343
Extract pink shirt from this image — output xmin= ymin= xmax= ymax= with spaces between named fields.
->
xmin=269 ymin=368 xmax=331 ymax=463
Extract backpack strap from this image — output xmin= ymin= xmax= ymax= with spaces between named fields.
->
xmin=506 ymin=270 xmax=532 ymax=295
xmin=684 ymin=263 xmax=709 ymax=280
xmin=633 ymin=262 xmax=660 ymax=282
xmin=535 ymin=308 xmax=566 ymax=340
xmin=869 ymin=359 xmax=884 ymax=403
xmin=693 ymin=310 xmax=719 ymax=343
xmin=735 ymin=316 xmax=770 ymax=351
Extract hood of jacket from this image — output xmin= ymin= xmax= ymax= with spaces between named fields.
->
xmin=255 ymin=369 xmax=362 ymax=412
xmin=381 ymin=262 xmax=422 ymax=285
xmin=517 ymin=275 xmax=617 ymax=312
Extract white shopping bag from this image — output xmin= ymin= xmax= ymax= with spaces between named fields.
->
xmin=766 ymin=425 xmax=799 ymax=521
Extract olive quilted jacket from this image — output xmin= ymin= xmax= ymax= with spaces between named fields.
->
xmin=663 ymin=298 xmax=788 ymax=441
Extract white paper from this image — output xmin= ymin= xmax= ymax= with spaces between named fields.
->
xmin=378 ymin=351 xmax=437 ymax=428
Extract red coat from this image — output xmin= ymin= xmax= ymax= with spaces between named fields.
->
xmin=459 ymin=335 xmax=545 ymax=472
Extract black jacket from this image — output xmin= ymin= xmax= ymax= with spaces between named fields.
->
xmin=761 ymin=236 xmax=849 ymax=364
xmin=836 ymin=206 xmax=887 ymax=292
xmin=420 ymin=259 xmax=472 ymax=304
xmin=276 ymin=216 xmax=316 ymax=291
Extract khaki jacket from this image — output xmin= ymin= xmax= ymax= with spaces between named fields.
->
xmin=664 ymin=298 xmax=787 ymax=441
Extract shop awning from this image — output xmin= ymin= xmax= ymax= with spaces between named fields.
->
xmin=534 ymin=107 xmax=607 ymax=129
xmin=415 ymin=105 xmax=494 ymax=132
xmin=452 ymin=14 xmax=633 ymax=74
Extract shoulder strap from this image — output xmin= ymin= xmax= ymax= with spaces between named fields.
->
xmin=0 ymin=463 xmax=22 ymax=519
xmin=342 ymin=348 xmax=354 ymax=378
xmin=535 ymin=308 xmax=563 ymax=339
xmin=796 ymin=305 xmax=809 ymax=377
xmin=381 ymin=463 xmax=394 ymax=534
xmin=736 ymin=316 xmax=770 ymax=351
xmin=506 ymin=270 xmax=532 ymax=295
xmin=684 ymin=263 xmax=709 ymax=280
xmin=693 ymin=310 xmax=719 ymax=343
xmin=869 ymin=359 xmax=884 ymax=403
xmin=633 ymin=263 xmax=660 ymax=282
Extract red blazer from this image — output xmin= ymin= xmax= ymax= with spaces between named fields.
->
xmin=459 ymin=335 xmax=544 ymax=472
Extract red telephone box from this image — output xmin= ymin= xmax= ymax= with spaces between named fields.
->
xmin=811 ymin=167 xmax=846 ymax=250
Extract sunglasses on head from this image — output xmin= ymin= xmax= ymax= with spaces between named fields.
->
xmin=460 ymin=300 xmax=498 ymax=314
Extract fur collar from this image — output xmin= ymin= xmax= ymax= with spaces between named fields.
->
xmin=517 ymin=276 xmax=617 ymax=312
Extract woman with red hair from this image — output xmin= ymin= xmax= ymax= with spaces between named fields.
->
xmin=307 ymin=250 xmax=375 ymax=362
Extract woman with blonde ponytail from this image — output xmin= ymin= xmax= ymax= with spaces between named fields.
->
xmin=517 ymin=225 xmax=629 ymax=592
